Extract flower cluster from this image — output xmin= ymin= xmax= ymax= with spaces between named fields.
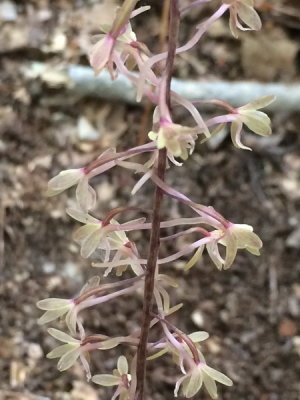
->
xmin=37 ymin=1 xmax=273 ymax=399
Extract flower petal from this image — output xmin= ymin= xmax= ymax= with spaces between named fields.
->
xmin=92 ymin=374 xmax=121 ymax=386
xmin=98 ymin=338 xmax=121 ymax=350
xmin=230 ymin=119 xmax=251 ymax=151
xmin=183 ymin=368 xmax=203 ymax=398
xmin=117 ymin=355 xmax=128 ymax=375
xmin=67 ymin=208 xmax=99 ymax=224
xmin=48 ymin=328 xmax=78 ymax=344
xmin=188 ymin=331 xmax=209 ymax=342
xmin=36 ymin=298 xmax=71 ymax=310
xmin=224 ymin=229 xmax=238 ymax=269
xmin=76 ymin=177 xmax=96 ymax=211
xmin=47 ymin=344 xmax=72 ymax=359
xmin=81 ymin=227 xmax=105 ymax=258
xmin=73 ymin=224 xmax=99 ymax=243
xmin=47 ymin=169 xmax=83 ymax=191
xmin=65 ymin=308 xmax=78 ymax=336
xmin=239 ymin=111 xmax=271 ymax=136
xmin=185 ymin=246 xmax=204 ymax=270
xmin=201 ymin=365 xmax=233 ymax=386
xmin=237 ymin=3 xmax=262 ymax=31
xmin=57 ymin=347 xmax=81 ymax=371
xmin=240 ymin=95 xmax=276 ymax=111
xmin=206 ymin=241 xmax=224 ymax=270
xmin=202 ymin=373 xmax=218 ymax=399
xmin=37 ymin=308 xmax=69 ymax=325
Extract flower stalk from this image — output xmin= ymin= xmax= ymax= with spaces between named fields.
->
xmin=135 ymin=3 xmax=180 ymax=397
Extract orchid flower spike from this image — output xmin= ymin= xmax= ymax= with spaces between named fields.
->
xmin=92 ymin=356 xmax=131 ymax=400
xmin=223 ymin=0 xmax=262 ymax=38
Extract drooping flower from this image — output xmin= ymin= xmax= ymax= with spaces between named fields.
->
xmin=206 ymin=95 xmax=276 ymax=151
xmin=230 ymin=95 xmax=276 ymax=150
xmin=46 ymin=328 xmax=83 ymax=372
xmin=89 ymin=6 xmax=150 ymax=77
xmin=47 ymin=328 xmax=121 ymax=379
xmin=206 ymin=223 xmax=263 ymax=270
xmin=46 ymin=168 xmax=96 ymax=211
xmin=223 ymin=0 xmax=262 ymax=38
xmin=37 ymin=298 xmax=74 ymax=326
xmin=92 ymin=356 xmax=131 ymax=400
xmin=175 ymin=361 xmax=233 ymax=399
xmin=67 ymin=208 xmax=146 ymax=270
xmin=37 ymin=276 xmax=101 ymax=333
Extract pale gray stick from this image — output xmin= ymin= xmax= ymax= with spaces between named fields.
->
xmin=27 ymin=62 xmax=300 ymax=111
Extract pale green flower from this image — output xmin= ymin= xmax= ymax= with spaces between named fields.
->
xmin=175 ymin=362 xmax=233 ymax=399
xmin=149 ymin=123 xmax=200 ymax=160
xmin=37 ymin=298 xmax=73 ymax=325
xmin=46 ymin=168 xmax=96 ymax=211
xmin=46 ymin=328 xmax=81 ymax=372
xmin=208 ymin=223 xmax=263 ymax=270
xmin=231 ymin=95 xmax=276 ymax=150
xmin=224 ymin=0 xmax=262 ymax=38
xmin=92 ymin=356 xmax=131 ymax=400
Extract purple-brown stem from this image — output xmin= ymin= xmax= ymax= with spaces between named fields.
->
xmin=134 ymin=2 xmax=180 ymax=399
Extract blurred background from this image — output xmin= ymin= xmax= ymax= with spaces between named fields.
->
xmin=1 ymin=0 xmax=300 ymax=399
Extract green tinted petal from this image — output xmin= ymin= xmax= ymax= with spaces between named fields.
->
xmin=185 ymin=246 xmax=204 ymax=270
xmin=48 ymin=328 xmax=78 ymax=343
xmin=202 ymin=365 xmax=233 ymax=386
xmin=240 ymin=95 xmax=276 ymax=111
xmin=73 ymin=224 xmax=99 ymax=243
xmin=47 ymin=344 xmax=72 ymax=359
xmin=65 ymin=308 xmax=78 ymax=336
xmin=67 ymin=208 xmax=99 ymax=224
xmin=148 ymin=131 xmax=158 ymax=141
xmin=183 ymin=369 xmax=203 ymax=398
xmin=246 ymin=246 xmax=261 ymax=255
xmin=203 ymin=373 xmax=218 ymax=399
xmin=81 ymin=228 xmax=104 ymax=258
xmin=224 ymin=230 xmax=238 ymax=269
xmin=92 ymin=374 xmax=120 ymax=386
xmin=241 ymin=0 xmax=254 ymax=6
xmin=37 ymin=298 xmax=71 ymax=310
xmin=76 ymin=177 xmax=96 ymax=211
xmin=57 ymin=347 xmax=81 ymax=371
xmin=188 ymin=331 xmax=209 ymax=343
xmin=48 ymin=169 xmax=82 ymax=191
xmin=206 ymin=242 xmax=224 ymax=270
xmin=232 ymin=224 xmax=262 ymax=250
xmin=239 ymin=112 xmax=271 ymax=136
xmin=238 ymin=3 xmax=262 ymax=30
xmin=98 ymin=338 xmax=121 ymax=350
xmin=117 ymin=355 xmax=128 ymax=375
xmin=37 ymin=308 xmax=68 ymax=325
xmin=230 ymin=119 xmax=251 ymax=150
